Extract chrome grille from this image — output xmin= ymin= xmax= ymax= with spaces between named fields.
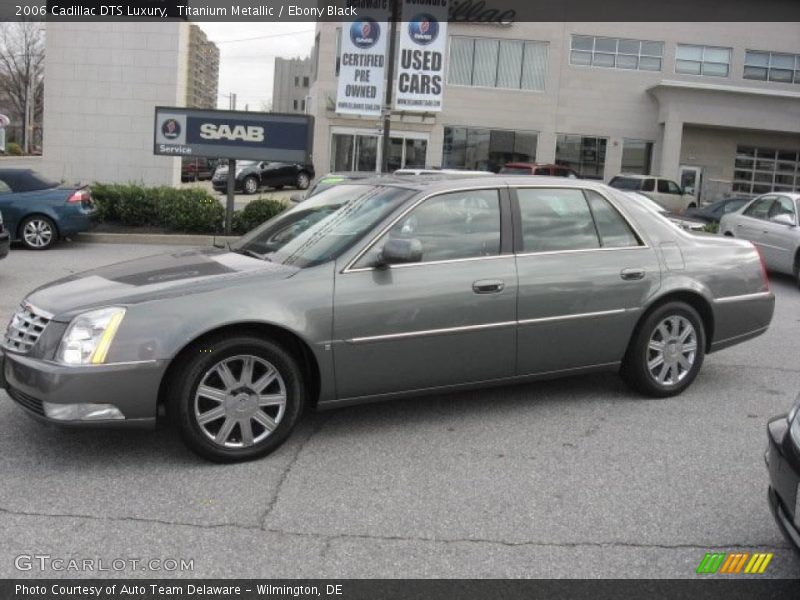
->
xmin=3 ymin=304 xmax=51 ymax=354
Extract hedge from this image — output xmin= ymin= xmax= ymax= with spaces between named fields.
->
xmin=90 ymin=184 xmax=287 ymax=235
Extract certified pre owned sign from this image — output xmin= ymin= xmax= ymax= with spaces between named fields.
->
xmin=153 ymin=107 xmax=313 ymax=163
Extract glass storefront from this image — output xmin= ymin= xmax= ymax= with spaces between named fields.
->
xmin=330 ymin=131 xmax=428 ymax=172
xmin=555 ymin=134 xmax=608 ymax=179
xmin=442 ymin=127 xmax=538 ymax=172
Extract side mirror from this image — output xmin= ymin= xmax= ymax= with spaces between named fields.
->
xmin=377 ymin=238 xmax=423 ymax=267
xmin=289 ymin=193 xmax=304 ymax=204
xmin=772 ymin=213 xmax=796 ymax=227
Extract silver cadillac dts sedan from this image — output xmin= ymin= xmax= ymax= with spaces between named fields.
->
xmin=1 ymin=177 xmax=775 ymax=462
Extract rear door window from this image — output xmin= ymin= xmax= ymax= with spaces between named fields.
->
xmin=641 ymin=178 xmax=655 ymax=192
xmin=585 ymin=190 xmax=641 ymax=248
xmin=516 ymin=188 xmax=600 ymax=253
xmin=609 ymin=177 xmax=642 ymax=191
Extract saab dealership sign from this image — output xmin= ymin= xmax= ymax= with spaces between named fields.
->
xmin=154 ymin=107 xmax=313 ymax=162
xmin=335 ymin=7 xmax=389 ymax=116
xmin=395 ymin=0 xmax=448 ymax=112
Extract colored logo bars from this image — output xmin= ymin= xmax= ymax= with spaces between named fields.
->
xmin=696 ymin=552 xmax=773 ymax=574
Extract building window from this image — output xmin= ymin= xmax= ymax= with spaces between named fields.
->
xmin=303 ymin=76 xmax=310 ymax=87
xmin=621 ymin=140 xmax=653 ymax=175
xmin=733 ymin=145 xmax=800 ymax=196
xmin=570 ymin=35 xmax=663 ymax=71
xmin=448 ymin=37 xmax=548 ymax=91
xmin=293 ymin=99 xmax=298 ymax=110
xmin=301 ymin=99 xmax=306 ymax=112
xmin=555 ymin=135 xmax=608 ymax=179
xmin=744 ymin=50 xmax=800 ymax=84
xmin=675 ymin=44 xmax=731 ymax=77
xmin=294 ymin=76 xmax=299 ymax=86
xmin=443 ymin=127 xmax=538 ymax=172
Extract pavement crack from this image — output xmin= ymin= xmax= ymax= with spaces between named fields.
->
xmin=259 ymin=414 xmax=329 ymax=530
xmin=0 ymin=507 xmax=790 ymax=552
xmin=0 ymin=505 xmax=255 ymax=532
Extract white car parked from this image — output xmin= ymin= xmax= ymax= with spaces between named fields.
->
xmin=609 ymin=174 xmax=697 ymax=213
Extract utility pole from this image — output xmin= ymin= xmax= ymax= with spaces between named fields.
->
xmin=380 ymin=0 xmax=400 ymax=174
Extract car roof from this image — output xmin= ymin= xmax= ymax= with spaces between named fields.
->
xmin=612 ymin=174 xmax=655 ymax=179
xmin=339 ymin=174 xmax=617 ymax=193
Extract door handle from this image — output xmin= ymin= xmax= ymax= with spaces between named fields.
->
xmin=473 ymin=279 xmax=505 ymax=294
xmin=620 ymin=268 xmax=645 ymax=281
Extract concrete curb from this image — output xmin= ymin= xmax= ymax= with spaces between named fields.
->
xmin=76 ymin=232 xmax=240 ymax=246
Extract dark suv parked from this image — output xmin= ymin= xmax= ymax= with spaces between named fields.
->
xmin=212 ymin=161 xmax=315 ymax=195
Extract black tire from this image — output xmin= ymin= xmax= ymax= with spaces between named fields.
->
xmin=794 ymin=259 xmax=800 ymax=290
xmin=19 ymin=215 xmax=58 ymax=250
xmin=274 ymin=185 xmax=284 ymax=191
xmin=621 ymin=301 xmax=706 ymax=398
xmin=296 ymin=171 xmax=310 ymax=190
xmin=169 ymin=335 xmax=305 ymax=463
xmin=242 ymin=176 xmax=259 ymax=195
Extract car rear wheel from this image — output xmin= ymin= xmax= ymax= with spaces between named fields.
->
xmin=296 ymin=172 xmax=310 ymax=190
xmin=170 ymin=336 xmax=305 ymax=462
xmin=20 ymin=215 xmax=57 ymax=250
xmin=243 ymin=176 xmax=259 ymax=195
xmin=621 ymin=301 xmax=705 ymax=397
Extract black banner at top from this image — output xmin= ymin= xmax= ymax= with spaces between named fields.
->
xmin=0 ymin=0 xmax=798 ymax=22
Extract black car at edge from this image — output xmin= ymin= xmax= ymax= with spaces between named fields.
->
xmin=212 ymin=160 xmax=315 ymax=195
xmin=766 ymin=394 xmax=800 ymax=553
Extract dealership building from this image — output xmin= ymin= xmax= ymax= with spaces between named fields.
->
xmin=309 ymin=21 xmax=800 ymax=202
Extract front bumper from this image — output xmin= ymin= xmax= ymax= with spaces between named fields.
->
xmin=1 ymin=349 xmax=166 ymax=429
xmin=766 ymin=416 xmax=800 ymax=553
xmin=0 ymin=230 xmax=9 ymax=259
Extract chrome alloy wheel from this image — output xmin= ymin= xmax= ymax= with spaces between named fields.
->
xmin=194 ymin=355 xmax=287 ymax=448
xmin=23 ymin=219 xmax=54 ymax=248
xmin=244 ymin=177 xmax=258 ymax=194
xmin=646 ymin=316 xmax=698 ymax=386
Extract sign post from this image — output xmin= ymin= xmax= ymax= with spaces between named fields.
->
xmin=380 ymin=1 xmax=400 ymax=173
xmin=225 ymin=158 xmax=235 ymax=235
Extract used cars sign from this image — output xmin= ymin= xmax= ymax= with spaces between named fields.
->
xmin=154 ymin=107 xmax=313 ymax=162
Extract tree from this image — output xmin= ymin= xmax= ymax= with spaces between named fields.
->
xmin=0 ymin=22 xmax=44 ymax=153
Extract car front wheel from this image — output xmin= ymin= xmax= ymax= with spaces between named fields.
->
xmin=20 ymin=215 xmax=58 ymax=250
xmin=621 ymin=302 xmax=705 ymax=397
xmin=243 ymin=176 xmax=259 ymax=195
xmin=171 ymin=336 xmax=305 ymax=462
xmin=296 ymin=172 xmax=310 ymax=190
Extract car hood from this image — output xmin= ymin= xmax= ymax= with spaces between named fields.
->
xmin=24 ymin=247 xmax=298 ymax=321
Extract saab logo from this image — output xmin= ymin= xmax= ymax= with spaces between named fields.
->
xmin=696 ymin=552 xmax=773 ymax=574
xmin=161 ymin=118 xmax=181 ymax=139
xmin=408 ymin=14 xmax=439 ymax=45
xmin=350 ymin=18 xmax=380 ymax=49
xmin=199 ymin=123 xmax=265 ymax=143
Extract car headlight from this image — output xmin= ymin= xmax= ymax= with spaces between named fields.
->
xmin=56 ymin=307 xmax=126 ymax=365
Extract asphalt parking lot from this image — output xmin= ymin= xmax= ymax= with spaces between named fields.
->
xmin=0 ymin=240 xmax=799 ymax=579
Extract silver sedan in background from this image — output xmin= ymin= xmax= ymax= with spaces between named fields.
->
xmin=719 ymin=192 xmax=800 ymax=288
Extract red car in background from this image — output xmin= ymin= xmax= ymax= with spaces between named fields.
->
xmin=499 ymin=162 xmax=580 ymax=178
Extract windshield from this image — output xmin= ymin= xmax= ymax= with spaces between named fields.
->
xmin=609 ymin=177 xmax=642 ymax=191
xmin=232 ymin=184 xmax=414 ymax=268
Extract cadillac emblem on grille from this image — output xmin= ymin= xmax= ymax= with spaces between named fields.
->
xmin=3 ymin=303 xmax=51 ymax=354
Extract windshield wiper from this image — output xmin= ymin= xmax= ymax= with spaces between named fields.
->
xmin=233 ymin=248 xmax=270 ymax=261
